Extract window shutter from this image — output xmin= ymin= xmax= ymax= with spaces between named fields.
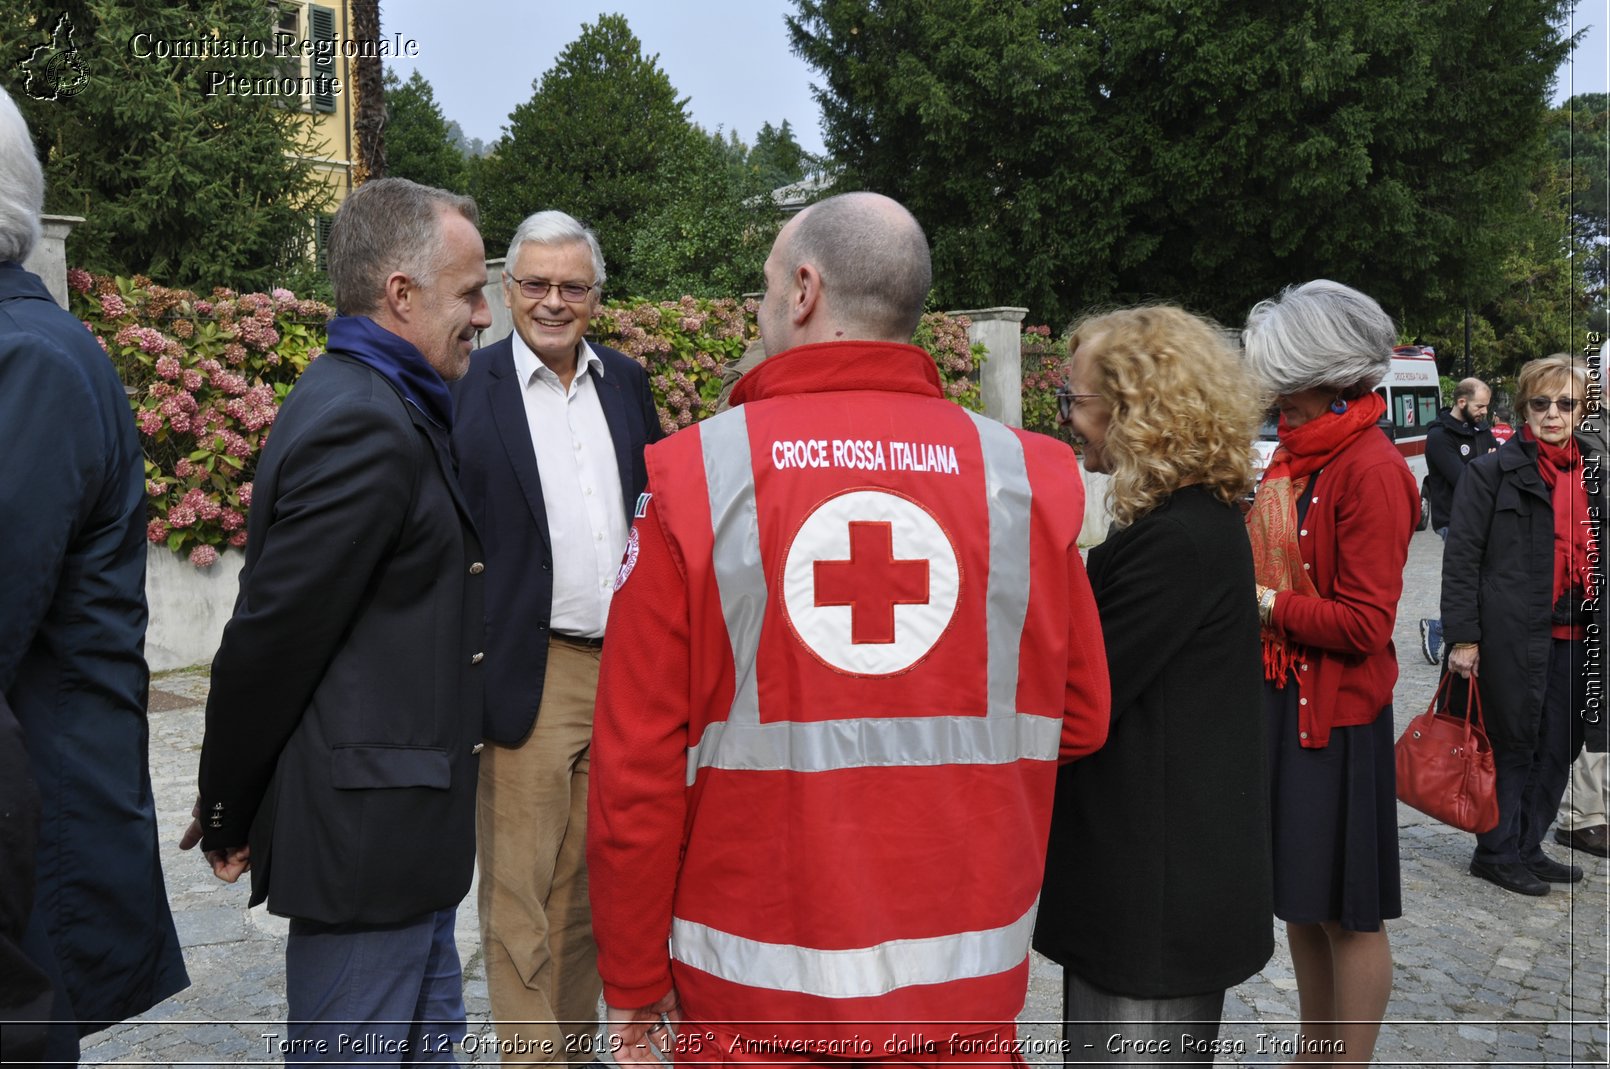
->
xmin=310 ymin=5 xmax=337 ymax=113
xmin=315 ymin=214 xmax=335 ymax=273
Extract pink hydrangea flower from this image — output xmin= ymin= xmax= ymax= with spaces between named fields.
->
xmin=228 ymin=530 xmax=248 ymax=548
xmin=166 ymin=504 xmax=197 ymax=528
xmin=237 ymin=482 xmax=253 ymax=507
xmin=189 ymin=545 xmax=219 ymax=568
xmin=137 ymin=411 xmax=163 ymax=436
xmin=146 ymin=519 xmax=169 ymax=543
xmin=100 ymin=293 xmax=128 ymax=318
xmin=67 ymin=268 xmax=92 ymax=294
xmin=181 ymin=369 xmax=204 ymax=391
xmin=174 ymin=458 xmax=195 ymax=479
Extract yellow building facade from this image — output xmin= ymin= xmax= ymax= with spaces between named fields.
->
xmin=273 ymin=0 xmax=359 ymax=263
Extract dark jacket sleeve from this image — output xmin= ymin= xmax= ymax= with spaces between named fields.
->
xmin=0 ymin=332 xmax=101 ymax=691
xmin=636 ymin=360 xmax=667 ymax=445
xmin=1440 ymin=454 xmax=1497 ymax=645
xmin=1424 ymin=422 xmax=1465 ymax=490
xmin=199 ymin=391 xmax=416 ymax=850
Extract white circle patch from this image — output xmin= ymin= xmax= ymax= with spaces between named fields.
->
xmin=781 ymin=489 xmax=959 ymax=675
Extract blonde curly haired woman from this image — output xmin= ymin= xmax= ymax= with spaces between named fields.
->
xmin=1035 ymin=305 xmax=1272 ymax=1062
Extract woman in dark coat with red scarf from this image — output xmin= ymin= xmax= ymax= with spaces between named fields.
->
xmin=1243 ymin=280 xmax=1418 ymax=1066
xmin=1442 ymin=354 xmax=1604 ymax=896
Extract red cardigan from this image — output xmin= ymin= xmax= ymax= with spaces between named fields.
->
xmin=1270 ymin=427 xmax=1418 ymax=747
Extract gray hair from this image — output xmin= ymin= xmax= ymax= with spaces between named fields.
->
xmin=1243 ymin=279 xmax=1395 ymax=397
xmin=505 ymin=210 xmax=606 ymax=289
xmin=327 ymin=177 xmax=480 ymax=316
xmin=784 ymin=192 xmax=931 ymax=341
xmin=0 ymin=88 xmax=44 ymax=264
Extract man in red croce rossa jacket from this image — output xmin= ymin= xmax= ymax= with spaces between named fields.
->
xmin=588 ymin=192 xmax=1110 ymax=1066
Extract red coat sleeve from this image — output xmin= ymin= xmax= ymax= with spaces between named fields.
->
xmin=1060 ymin=531 xmax=1112 ymax=762
xmin=587 ymin=491 xmax=689 ymax=1010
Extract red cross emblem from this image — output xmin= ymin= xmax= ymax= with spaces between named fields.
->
xmin=813 ymin=521 xmax=931 ymax=645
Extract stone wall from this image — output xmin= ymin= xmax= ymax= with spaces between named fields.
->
xmin=145 ymin=547 xmax=243 ymax=673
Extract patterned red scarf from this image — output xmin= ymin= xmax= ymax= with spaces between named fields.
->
xmin=1524 ymin=426 xmax=1596 ymax=610
xmin=1247 ymin=392 xmax=1387 ymax=680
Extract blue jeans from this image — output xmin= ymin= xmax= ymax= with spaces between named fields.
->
xmin=1061 ymin=969 xmax=1226 ymax=1064
xmin=1426 ymin=527 xmax=1449 ymax=655
xmin=285 ymin=906 xmax=466 ymax=1065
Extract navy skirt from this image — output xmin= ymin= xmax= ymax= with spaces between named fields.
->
xmin=1265 ymin=679 xmax=1402 ymax=931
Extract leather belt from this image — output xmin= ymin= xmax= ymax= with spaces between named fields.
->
xmin=550 ymin=631 xmax=604 ymax=649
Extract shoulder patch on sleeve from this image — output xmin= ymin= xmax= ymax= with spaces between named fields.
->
xmin=613 ymin=527 xmax=641 ymax=591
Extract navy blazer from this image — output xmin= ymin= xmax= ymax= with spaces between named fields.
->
xmin=451 ymin=336 xmax=662 ymax=743
xmin=200 ymin=351 xmax=486 ymax=925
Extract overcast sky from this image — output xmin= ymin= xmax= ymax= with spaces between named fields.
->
xmin=379 ymin=0 xmax=1608 ymax=158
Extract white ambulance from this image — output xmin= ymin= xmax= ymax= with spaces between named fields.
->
xmin=1252 ymin=344 xmax=1443 ymax=529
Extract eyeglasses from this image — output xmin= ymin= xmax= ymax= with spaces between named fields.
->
xmin=1527 ymin=396 xmax=1579 ymax=414
xmin=1056 ymin=385 xmax=1101 ymax=422
xmin=504 ymin=274 xmax=597 ymax=303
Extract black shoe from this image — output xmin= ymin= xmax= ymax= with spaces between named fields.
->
xmin=1554 ymin=824 xmax=1610 ymax=857
xmin=1469 ymin=858 xmax=1549 ymax=896
xmin=1418 ymin=618 xmax=1439 ymax=665
xmin=1525 ymin=854 xmax=1584 ymax=883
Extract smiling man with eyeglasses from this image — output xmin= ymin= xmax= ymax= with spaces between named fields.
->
xmin=450 ymin=209 xmax=663 ymax=1063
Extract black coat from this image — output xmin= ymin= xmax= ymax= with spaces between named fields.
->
xmin=1424 ymin=407 xmax=1497 ymax=529
xmin=199 ymin=349 xmax=485 ymax=925
xmin=449 ymin=338 xmax=661 ymax=743
xmin=1441 ymin=431 xmax=1606 ymax=749
xmin=0 ymin=263 xmax=187 ymax=1034
xmin=1035 ymin=486 xmax=1272 ymax=998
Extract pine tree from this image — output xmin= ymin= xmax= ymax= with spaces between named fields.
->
xmin=4 ymin=0 xmax=332 ymax=290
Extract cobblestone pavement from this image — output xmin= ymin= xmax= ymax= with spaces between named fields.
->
xmin=78 ymin=527 xmax=1607 ymax=1066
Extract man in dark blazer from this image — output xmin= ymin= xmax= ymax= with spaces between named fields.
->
xmin=182 ymin=177 xmax=492 ymax=1062
xmin=0 ymin=88 xmax=186 ymax=1065
xmin=451 ymin=210 xmax=661 ymax=1061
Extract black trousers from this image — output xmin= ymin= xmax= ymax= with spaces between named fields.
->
xmin=1475 ymin=638 xmax=1588 ymax=865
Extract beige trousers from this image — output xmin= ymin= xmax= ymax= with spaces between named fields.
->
xmin=1560 ymin=748 xmax=1609 ymax=830
xmin=477 ymin=638 xmax=603 ymax=1065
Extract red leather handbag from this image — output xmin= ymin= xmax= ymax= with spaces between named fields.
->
xmin=1395 ymin=673 xmax=1499 ymax=834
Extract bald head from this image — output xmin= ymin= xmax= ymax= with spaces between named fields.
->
xmin=759 ymin=192 xmax=932 ymax=350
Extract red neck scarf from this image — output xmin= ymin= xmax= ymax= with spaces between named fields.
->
xmin=1523 ymin=425 xmax=1596 ymax=609
xmin=1246 ymin=392 xmax=1387 ymax=680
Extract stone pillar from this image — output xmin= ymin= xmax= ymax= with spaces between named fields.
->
xmin=946 ymin=306 xmax=1026 ymax=428
xmin=22 ymin=214 xmax=85 ymax=309
xmin=480 ymin=258 xmax=511 ymax=346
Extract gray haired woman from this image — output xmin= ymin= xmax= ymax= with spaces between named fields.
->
xmin=1243 ymin=280 xmax=1418 ymax=1065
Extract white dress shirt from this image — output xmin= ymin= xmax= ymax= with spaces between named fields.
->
xmin=510 ymin=333 xmax=629 ymax=638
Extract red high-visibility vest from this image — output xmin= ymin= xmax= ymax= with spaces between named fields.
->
xmin=589 ymin=342 xmax=1110 ymax=1049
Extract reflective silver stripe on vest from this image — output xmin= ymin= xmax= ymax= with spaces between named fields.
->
xmin=671 ymin=898 xmax=1039 ymax=1000
xmin=699 ymin=407 xmax=768 ymax=746
xmin=689 ymin=408 xmax=1040 ymax=785
xmin=966 ymin=411 xmax=1032 ymax=718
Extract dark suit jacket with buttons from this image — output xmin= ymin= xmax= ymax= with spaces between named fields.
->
xmin=198 ymin=349 xmax=485 ymax=926
xmin=451 ymin=336 xmax=662 ymax=744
